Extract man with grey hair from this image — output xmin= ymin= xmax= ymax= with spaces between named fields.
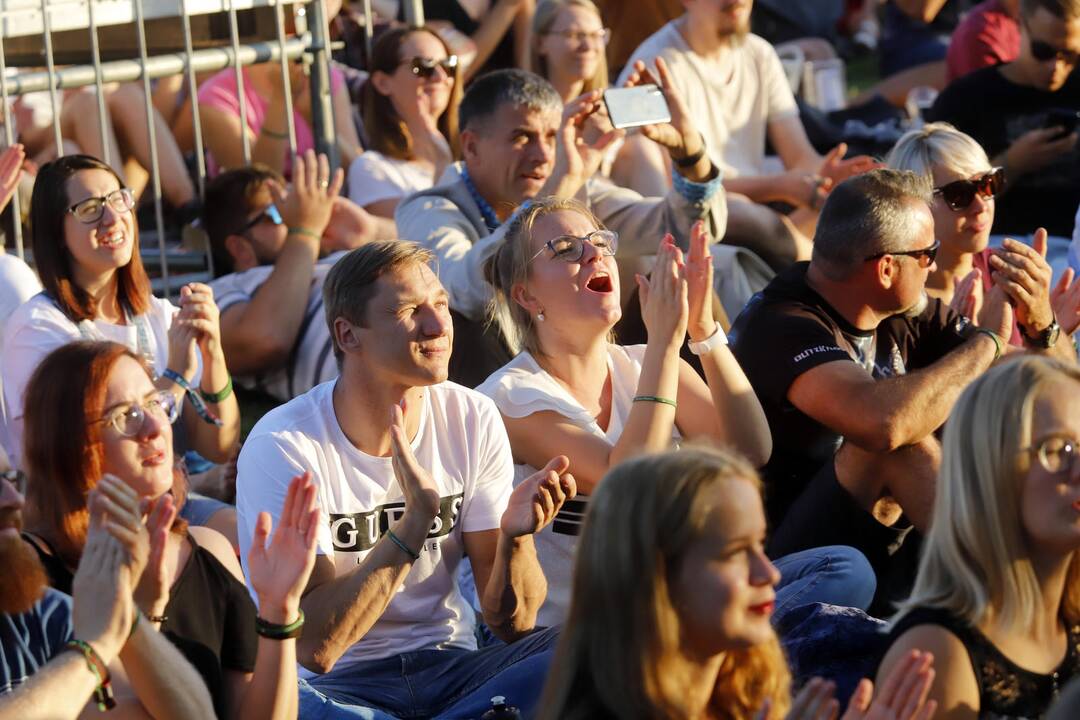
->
xmin=395 ymin=67 xmax=729 ymax=386
xmin=730 ymin=168 xmax=1013 ymax=610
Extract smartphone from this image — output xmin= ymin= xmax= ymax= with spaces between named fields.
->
xmin=603 ymin=85 xmax=671 ymax=130
xmin=1043 ymin=108 xmax=1080 ymax=139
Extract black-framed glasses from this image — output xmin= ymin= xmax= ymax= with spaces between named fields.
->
xmin=0 ymin=469 xmax=27 ymax=496
xmin=865 ymin=239 xmax=940 ymax=268
xmin=530 ymin=229 xmax=618 ymax=263
xmin=934 ymin=167 xmax=1005 ymax=212
xmin=1023 ymin=435 xmax=1078 ymax=474
xmin=97 ymin=391 xmax=180 ymax=438
xmin=1029 ymin=33 xmax=1080 ymax=65
xmin=547 ymin=28 xmax=611 ymax=46
xmin=67 ymin=187 xmax=136 ymax=224
xmin=402 ymin=56 xmax=458 ymax=79
xmin=239 ymin=203 xmax=283 ymax=235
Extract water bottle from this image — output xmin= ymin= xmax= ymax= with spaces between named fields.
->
xmin=480 ymin=695 xmax=523 ymax=719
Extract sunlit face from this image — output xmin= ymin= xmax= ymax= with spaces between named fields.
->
xmin=1020 ymin=379 xmax=1080 ymax=557
xmin=63 ymin=169 xmax=137 ymax=286
xmin=237 ymin=183 xmax=289 ymax=268
xmin=379 ymin=31 xmax=454 ymax=123
xmin=689 ymin=0 xmax=753 ymax=41
xmin=1017 ymin=7 xmax=1080 ymax=91
xmin=518 ymin=210 xmax=621 ymax=337
xmin=888 ymin=202 xmax=937 ymax=316
xmin=670 ymin=478 xmax=780 ymax=657
xmin=930 ymin=163 xmax=995 ymax=257
xmin=99 ymin=355 xmax=175 ymax=500
xmin=461 ymin=103 xmax=560 ymax=210
xmin=537 ymin=5 xmax=606 ymax=85
xmin=352 ymin=262 xmax=453 ymax=387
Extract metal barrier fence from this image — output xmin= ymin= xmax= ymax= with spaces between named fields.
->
xmin=0 ymin=0 xmax=423 ymax=295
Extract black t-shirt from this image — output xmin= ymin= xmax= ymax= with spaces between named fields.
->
xmin=729 ymin=263 xmax=972 ymax=528
xmin=928 ymin=65 xmax=1080 ymax=237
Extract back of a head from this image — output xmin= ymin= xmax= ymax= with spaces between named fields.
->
xmin=1020 ymin=0 xmax=1080 ymax=21
xmin=202 ymin=165 xmax=282 ymax=277
xmin=886 ymin=122 xmax=991 ymax=184
xmin=811 ymin=169 xmax=933 ymax=280
xmin=458 ymin=68 xmax=562 ymax=134
xmin=900 ymin=355 xmax=1080 ymax=629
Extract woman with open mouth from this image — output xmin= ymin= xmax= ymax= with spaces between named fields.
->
xmin=479 ymin=196 xmax=874 ymax=628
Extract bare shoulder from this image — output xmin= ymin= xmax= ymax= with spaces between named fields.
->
xmin=878 ymin=623 xmax=980 ymax=719
xmin=188 ymin=525 xmax=245 ymax=583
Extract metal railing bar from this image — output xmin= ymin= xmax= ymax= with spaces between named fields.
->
xmin=402 ymin=0 xmax=423 ymax=26
xmin=226 ymin=0 xmax=251 ymax=165
xmin=133 ymin=0 xmax=169 ymax=295
xmin=179 ymin=0 xmax=207 ymax=203
xmin=306 ymin=0 xmax=336 ymax=169
xmin=87 ymin=0 xmax=112 ymax=166
xmin=273 ymin=0 xmax=297 ymax=156
xmin=38 ymin=0 xmax=63 ymax=157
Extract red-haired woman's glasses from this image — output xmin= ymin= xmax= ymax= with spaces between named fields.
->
xmin=933 ymin=167 xmax=1005 ymax=211
xmin=98 ymin=391 xmax=180 ymax=437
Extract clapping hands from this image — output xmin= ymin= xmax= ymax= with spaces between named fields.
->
xmin=499 ymin=456 xmax=577 ymax=538
xmin=636 ymin=234 xmax=689 ymax=351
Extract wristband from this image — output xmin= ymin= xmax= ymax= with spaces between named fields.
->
xmin=974 ymin=328 xmax=1003 ymax=360
xmin=688 ymin=323 xmax=728 ymax=356
xmin=255 ymin=610 xmax=305 ymax=640
xmin=633 ymin=395 xmax=678 ymax=409
xmin=147 ymin=613 xmax=168 ymax=624
xmin=162 ymin=368 xmax=223 ymax=427
xmin=65 ymin=639 xmax=116 ymax=711
xmin=287 ymin=226 xmax=321 ymax=242
xmin=200 ymin=376 xmax=233 ymax=404
xmin=673 ymin=135 xmax=706 ymax=168
xmin=261 ymin=126 xmax=289 ymax=140
xmin=386 ymin=528 xmax=420 ymax=561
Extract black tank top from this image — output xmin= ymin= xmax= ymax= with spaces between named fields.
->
xmin=23 ymin=532 xmax=257 ymax=718
xmin=887 ymin=606 xmax=1080 ymax=719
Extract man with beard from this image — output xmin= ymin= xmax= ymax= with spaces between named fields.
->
xmin=729 ymin=169 xmax=1014 ymax=611
xmin=0 ymin=465 xmax=213 ymax=718
xmin=615 ymin=0 xmax=878 ymax=272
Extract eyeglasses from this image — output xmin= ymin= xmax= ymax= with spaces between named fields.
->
xmin=97 ymin=391 xmax=180 ymax=438
xmin=67 ymin=187 xmax=136 ymax=224
xmin=0 ymin=469 xmax=27 ymax=496
xmin=530 ymin=229 xmax=618 ymax=263
xmin=1029 ymin=33 xmax=1080 ymax=65
xmin=865 ymin=239 xmax=941 ymax=267
xmin=1024 ymin=435 xmax=1078 ymax=474
xmin=239 ymin=203 xmax=283 ymax=235
xmin=547 ymin=28 xmax=611 ymax=46
xmin=402 ymin=56 xmax=458 ymax=79
xmin=934 ymin=167 xmax=1005 ymax=211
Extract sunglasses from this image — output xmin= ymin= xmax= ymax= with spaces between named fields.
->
xmin=403 ymin=56 xmax=458 ymax=79
xmin=97 ymin=391 xmax=180 ymax=438
xmin=530 ymin=229 xmax=618 ymax=263
xmin=1029 ymin=34 xmax=1080 ymax=65
xmin=67 ymin=187 xmax=136 ymax=225
xmin=1 ymin=469 xmax=27 ymax=496
xmin=933 ymin=167 xmax=1005 ymax=211
xmin=865 ymin=239 xmax=940 ymax=268
xmin=239 ymin=203 xmax=283 ymax=234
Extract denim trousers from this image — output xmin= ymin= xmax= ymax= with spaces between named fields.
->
xmin=773 ymin=545 xmax=877 ymax=624
xmin=297 ymin=625 xmax=559 ymax=720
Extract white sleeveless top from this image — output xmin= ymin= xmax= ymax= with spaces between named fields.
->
xmin=476 ymin=343 xmax=681 ymax=626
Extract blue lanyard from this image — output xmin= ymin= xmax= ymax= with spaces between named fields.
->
xmin=460 ymin=166 xmax=501 ymax=233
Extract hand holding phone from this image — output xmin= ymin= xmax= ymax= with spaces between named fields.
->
xmin=603 ymin=85 xmax=671 ymax=130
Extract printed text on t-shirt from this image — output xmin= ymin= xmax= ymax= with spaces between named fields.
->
xmin=329 ymin=493 xmax=464 ymax=552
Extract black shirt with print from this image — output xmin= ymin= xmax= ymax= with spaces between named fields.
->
xmin=729 ymin=263 xmax=972 ymax=529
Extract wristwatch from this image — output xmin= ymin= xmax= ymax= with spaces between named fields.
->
xmin=1020 ymin=317 xmax=1061 ymax=349
xmin=688 ymin=323 xmax=728 ymax=355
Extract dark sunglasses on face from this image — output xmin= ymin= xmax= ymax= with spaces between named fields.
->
xmin=864 ymin=239 xmax=941 ymax=268
xmin=403 ymin=56 xmax=458 ymax=79
xmin=1 ymin=469 xmax=27 ymax=496
xmin=1029 ymin=34 xmax=1080 ymax=65
xmin=933 ymin=167 xmax=1005 ymax=211
xmin=239 ymin=203 xmax=283 ymax=234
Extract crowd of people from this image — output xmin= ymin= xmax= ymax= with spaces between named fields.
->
xmin=2 ymin=0 xmax=1080 ymax=718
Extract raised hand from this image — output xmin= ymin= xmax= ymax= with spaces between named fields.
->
xmin=840 ymin=650 xmax=936 ymax=720
xmin=246 ymin=472 xmax=319 ymax=624
xmin=390 ymin=403 xmax=442 ymax=520
xmin=1005 ymin=127 xmax=1077 ymax=177
xmin=93 ymin=474 xmax=151 ymax=584
xmin=0 ymin=143 xmax=25 ymax=214
xmin=73 ymin=504 xmax=138 ymax=664
xmin=176 ymin=282 xmax=224 ymax=360
xmin=320 ymin=197 xmax=378 ymax=253
xmin=980 ymin=283 xmax=1015 ymax=344
xmin=499 ymin=455 xmax=576 ymax=538
xmin=624 ymin=57 xmax=701 ymax=164
xmin=989 ymin=232 xmax=1055 ymax=333
xmin=1051 ymin=267 xmax=1080 ymax=335
xmin=685 ymin=220 xmax=717 ymax=342
xmin=817 ymin=142 xmax=881 ymax=190
xmin=166 ymin=310 xmax=200 ymax=382
xmin=270 ymin=150 xmax=344 ymax=242
xmin=948 ymin=267 xmax=983 ymax=322
xmin=551 ymin=90 xmax=623 ymax=191
xmin=636 ymin=235 xmax=689 ymax=351
xmin=133 ymin=494 xmax=177 ymax=623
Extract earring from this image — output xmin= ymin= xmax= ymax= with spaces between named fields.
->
xmin=537 ymin=310 xmax=545 ymax=322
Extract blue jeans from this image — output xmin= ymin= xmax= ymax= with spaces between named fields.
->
xmin=772 ymin=545 xmax=876 ymax=625
xmin=297 ymin=625 xmax=559 ymax=720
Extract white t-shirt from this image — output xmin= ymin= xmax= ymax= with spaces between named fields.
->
xmin=476 ymin=344 xmax=680 ymax=627
xmin=1 ymin=293 xmax=179 ymax=466
xmin=619 ymin=23 xmax=799 ymax=179
xmin=209 ymin=252 xmax=343 ymax=402
xmin=0 ymin=255 xmax=40 ymax=461
xmin=347 ymin=150 xmax=435 ymax=209
xmin=235 ymin=380 xmax=514 ymax=670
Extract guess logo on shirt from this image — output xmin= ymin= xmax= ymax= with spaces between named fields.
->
xmin=329 ymin=493 xmax=464 ymax=552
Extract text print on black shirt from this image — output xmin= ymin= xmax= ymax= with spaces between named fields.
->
xmin=330 ymin=493 xmax=463 ymax=553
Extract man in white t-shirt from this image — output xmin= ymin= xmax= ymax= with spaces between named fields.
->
xmin=235 ymin=241 xmax=576 ymax=719
xmin=615 ymin=0 xmax=878 ymax=271
xmin=203 ymin=152 xmax=377 ymax=402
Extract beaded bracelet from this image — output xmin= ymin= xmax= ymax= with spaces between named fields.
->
xmin=255 ymin=610 xmax=305 ymax=640
xmin=633 ymin=395 xmax=678 ymax=409
xmin=65 ymin=639 xmax=116 ymax=711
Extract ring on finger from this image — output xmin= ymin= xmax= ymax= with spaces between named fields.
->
xmin=319 ymin=179 xmax=330 ymax=190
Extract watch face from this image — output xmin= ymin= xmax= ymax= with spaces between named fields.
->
xmin=1048 ymin=322 xmax=1061 ymax=348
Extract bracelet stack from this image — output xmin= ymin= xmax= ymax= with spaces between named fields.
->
xmin=65 ymin=639 xmax=116 ymax=711
xmin=163 ymin=368 xmax=223 ymax=427
xmin=256 ymin=610 xmax=305 ymax=640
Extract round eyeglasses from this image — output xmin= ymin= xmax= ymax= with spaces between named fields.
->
xmin=530 ymin=229 xmax=618 ymax=263
xmin=1024 ymin=435 xmax=1078 ymax=474
xmin=67 ymin=187 xmax=136 ymax=225
xmin=98 ymin=391 xmax=180 ymax=438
